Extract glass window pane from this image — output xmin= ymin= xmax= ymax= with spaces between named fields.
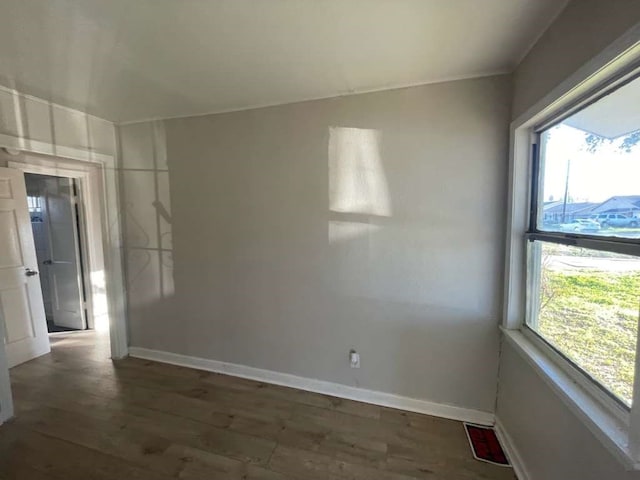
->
xmin=528 ymin=241 xmax=639 ymax=407
xmin=538 ymin=76 xmax=640 ymax=239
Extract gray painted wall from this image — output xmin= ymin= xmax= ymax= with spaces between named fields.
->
xmin=498 ymin=344 xmax=637 ymax=480
xmin=120 ymin=75 xmax=511 ymax=414
xmin=497 ymin=1 xmax=640 ymax=478
xmin=512 ymin=0 xmax=640 ymax=119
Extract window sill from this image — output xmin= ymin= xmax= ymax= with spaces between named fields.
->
xmin=501 ymin=327 xmax=639 ymax=470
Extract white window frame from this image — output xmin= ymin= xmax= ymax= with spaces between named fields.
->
xmin=503 ymin=26 xmax=640 ymax=469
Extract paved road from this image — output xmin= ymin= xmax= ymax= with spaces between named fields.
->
xmin=599 ymin=229 xmax=640 ymax=239
xmin=547 ymin=255 xmax=640 ymax=272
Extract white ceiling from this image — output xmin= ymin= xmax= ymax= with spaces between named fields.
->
xmin=0 ymin=0 xmax=567 ymax=124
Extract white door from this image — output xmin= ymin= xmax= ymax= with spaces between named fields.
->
xmin=0 ymin=168 xmax=50 ymax=368
xmin=42 ymin=177 xmax=85 ymax=330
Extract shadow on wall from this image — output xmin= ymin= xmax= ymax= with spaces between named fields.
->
xmin=119 ymin=121 xmax=176 ymax=349
xmin=0 ymin=85 xmax=115 ymax=158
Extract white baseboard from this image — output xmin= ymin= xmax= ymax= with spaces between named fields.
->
xmin=494 ymin=417 xmax=530 ymax=480
xmin=128 ymin=346 xmax=495 ymax=425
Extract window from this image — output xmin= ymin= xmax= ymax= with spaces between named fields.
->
xmin=27 ymin=195 xmax=41 ymax=213
xmin=526 ymin=73 xmax=640 ymax=410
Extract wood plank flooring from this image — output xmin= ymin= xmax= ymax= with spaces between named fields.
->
xmin=0 ymin=331 xmax=517 ymax=479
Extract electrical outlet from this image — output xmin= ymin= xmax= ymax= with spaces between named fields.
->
xmin=349 ymin=350 xmax=360 ymax=368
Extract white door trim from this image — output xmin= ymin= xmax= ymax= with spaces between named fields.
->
xmin=7 ymin=154 xmax=127 ymax=360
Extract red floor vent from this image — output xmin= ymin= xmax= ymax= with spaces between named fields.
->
xmin=463 ymin=423 xmax=511 ymax=467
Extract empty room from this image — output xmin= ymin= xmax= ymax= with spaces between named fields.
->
xmin=0 ymin=1 xmax=640 ymax=479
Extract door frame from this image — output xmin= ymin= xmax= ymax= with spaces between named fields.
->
xmin=5 ymin=153 xmax=127 ymax=362
xmin=14 ymin=162 xmax=98 ymax=332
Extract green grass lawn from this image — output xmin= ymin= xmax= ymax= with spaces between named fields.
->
xmin=539 ymin=269 xmax=639 ymax=405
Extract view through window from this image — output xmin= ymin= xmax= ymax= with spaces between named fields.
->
xmin=529 ymin=75 xmax=640 ymax=407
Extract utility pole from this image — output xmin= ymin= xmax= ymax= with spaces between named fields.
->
xmin=561 ymin=158 xmax=571 ymax=223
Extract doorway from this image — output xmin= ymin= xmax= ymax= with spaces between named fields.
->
xmin=0 ymin=150 xmax=127 ymax=425
xmin=25 ymin=173 xmax=88 ymax=333
xmin=2 ymin=157 xmax=114 ymax=373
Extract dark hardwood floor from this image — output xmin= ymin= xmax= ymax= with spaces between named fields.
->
xmin=0 ymin=331 xmax=516 ymax=479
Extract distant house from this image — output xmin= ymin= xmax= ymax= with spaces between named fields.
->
xmin=589 ymin=195 xmax=640 ymax=217
xmin=542 ymin=201 xmax=598 ymax=224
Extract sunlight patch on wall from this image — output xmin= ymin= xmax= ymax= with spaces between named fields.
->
xmin=329 ymin=127 xmax=391 ymax=217
xmin=328 ymin=220 xmax=381 ymax=243
xmin=90 ymin=270 xmax=109 ymax=332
